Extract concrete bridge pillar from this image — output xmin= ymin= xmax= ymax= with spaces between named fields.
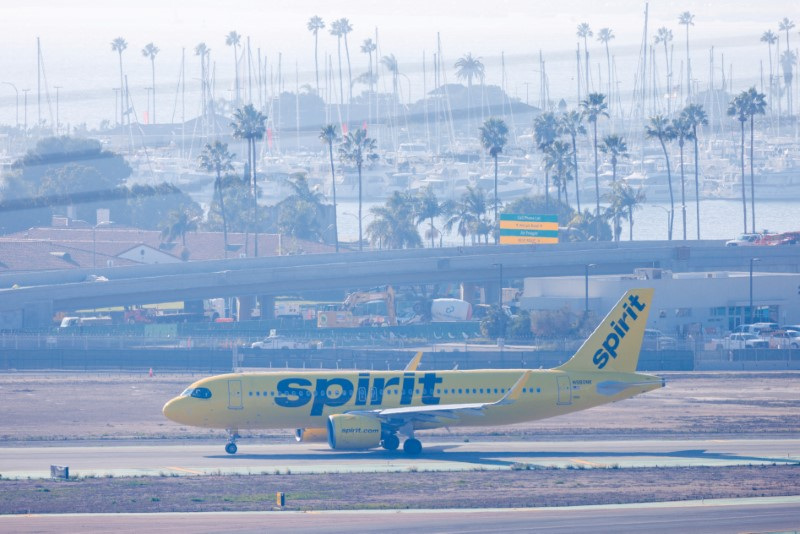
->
xmin=23 ymin=301 xmax=54 ymax=330
xmin=236 ymin=295 xmax=254 ymax=321
xmin=258 ymin=295 xmax=275 ymax=320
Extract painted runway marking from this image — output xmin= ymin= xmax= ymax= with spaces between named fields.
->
xmin=165 ymin=466 xmax=203 ymax=475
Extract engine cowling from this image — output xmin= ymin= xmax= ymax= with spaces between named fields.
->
xmin=294 ymin=427 xmax=328 ymax=443
xmin=326 ymin=414 xmax=382 ymax=450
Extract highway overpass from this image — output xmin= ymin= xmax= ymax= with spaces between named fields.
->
xmin=1 ymin=240 xmax=797 ymax=329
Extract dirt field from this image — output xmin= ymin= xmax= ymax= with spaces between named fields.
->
xmin=1 ymin=371 xmax=798 ymax=513
xmin=1 ymin=371 xmax=799 ymax=442
xmin=2 ymin=465 xmax=798 ymax=514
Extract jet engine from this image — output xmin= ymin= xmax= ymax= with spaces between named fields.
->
xmin=326 ymin=414 xmax=382 ymax=450
xmin=294 ymin=427 xmax=328 ymax=443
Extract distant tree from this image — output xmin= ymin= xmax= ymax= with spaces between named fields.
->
xmin=645 ymin=115 xmax=677 ymax=239
xmin=194 ymin=43 xmax=211 ymax=120
xmin=566 ymin=209 xmax=612 ymax=242
xmin=366 ymin=191 xmax=421 ymax=249
xmin=604 ymin=181 xmax=645 ymax=241
xmin=307 ymin=16 xmax=325 ymax=97
xmin=533 ymin=112 xmax=560 ymax=208
xmin=654 ymin=27 xmax=673 ymax=115
xmin=225 ymin=31 xmax=241 ymax=106
xmin=558 ymin=110 xmax=586 ymax=213
xmin=741 ymin=87 xmax=767 ymax=232
xmin=161 ymin=208 xmax=200 ymax=252
xmin=338 ymin=127 xmax=378 ymax=250
xmin=580 ymin=93 xmax=609 ymax=240
xmin=478 ymin=117 xmax=508 ymax=236
xmin=576 ymin=23 xmax=593 ymax=97
xmin=141 ymin=42 xmax=159 ymax=123
xmin=544 ymin=140 xmax=574 ymax=207
xmin=330 ymin=19 xmax=346 ymax=106
xmin=761 ymin=30 xmax=778 ymax=111
xmin=415 ymin=186 xmax=449 ymax=248
xmin=480 ymin=305 xmax=508 ymax=339
xmin=454 ymin=53 xmax=485 ymax=132
xmin=596 ymin=28 xmax=615 ymax=104
xmin=231 ymin=104 xmax=267 ymax=255
xmin=671 ymin=116 xmax=691 ymax=240
xmin=336 ymin=18 xmax=354 ymax=104
xmin=204 ymin=175 xmax=254 ymax=234
xmin=111 ymin=37 xmax=127 ymax=125
xmin=678 ymin=11 xmax=695 ymax=101
xmin=681 ymin=104 xmax=708 ymax=239
xmin=319 ymin=124 xmax=340 ymax=252
xmin=599 ymin=134 xmax=628 ymax=241
xmin=127 ymin=183 xmax=202 ymax=232
xmin=198 ymin=141 xmax=234 ymax=255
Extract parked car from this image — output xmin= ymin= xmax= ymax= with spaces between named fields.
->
xmin=733 ymin=322 xmax=779 ymax=336
xmin=725 ymin=233 xmax=768 ymax=246
xmin=642 ymin=329 xmax=676 ymax=350
xmin=250 ymin=334 xmax=317 ymax=350
xmin=707 ymin=333 xmax=769 ymax=350
xmin=766 ymin=330 xmax=800 ymax=349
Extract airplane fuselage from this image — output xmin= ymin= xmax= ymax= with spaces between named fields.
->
xmin=163 ymin=368 xmax=663 ymax=431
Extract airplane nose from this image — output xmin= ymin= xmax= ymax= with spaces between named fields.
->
xmin=162 ymin=397 xmax=184 ymax=423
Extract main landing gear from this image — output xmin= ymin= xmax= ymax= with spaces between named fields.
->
xmin=225 ymin=430 xmax=240 ymax=454
xmin=381 ymin=433 xmax=422 ymax=455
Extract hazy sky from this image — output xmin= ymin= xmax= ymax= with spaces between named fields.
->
xmin=1 ymin=1 xmax=797 ymax=126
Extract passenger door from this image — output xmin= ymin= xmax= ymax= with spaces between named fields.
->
xmin=556 ymin=375 xmax=572 ymax=405
xmin=227 ymin=380 xmax=243 ymax=410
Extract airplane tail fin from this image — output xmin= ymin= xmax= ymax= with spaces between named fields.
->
xmin=556 ymin=288 xmax=654 ymax=373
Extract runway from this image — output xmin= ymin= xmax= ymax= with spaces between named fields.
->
xmin=2 ymin=438 xmax=798 ymax=479
xmin=3 ymin=498 xmax=800 ymax=533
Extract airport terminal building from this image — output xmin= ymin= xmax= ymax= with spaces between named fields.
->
xmin=519 ymin=268 xmax=800 ymax=337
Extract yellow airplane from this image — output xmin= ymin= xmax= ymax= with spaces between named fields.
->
xmin=163 ymin=288 xmax=664 ymax=455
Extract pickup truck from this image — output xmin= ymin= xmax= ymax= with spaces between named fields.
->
xmin=250 ymin=335 xmax=317 ymax=350
xmin=706 ymin=333 xmax=769 ymax=350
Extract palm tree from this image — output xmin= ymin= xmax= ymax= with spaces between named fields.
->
xmin=599 ymin=134 xmax=628 ymax=241
xmin=225 ymin=31 xmax=241 ymax=107
xmin=416 ymin=186 xmax=447 ymax=248
xmin=727 ymin=94 xmax=749 ymax=234
xmin=459 ymin=185 xmax=489 ymax=245
xmin=443 ymin=192 xmax=481 ymax=246
xmin=596 ymin=28 xmax=615 ymax=106
xmin=645 ymin=115 xmax=677 ymax=240
xmin=678 ymin=11 xmax=694 ymax=101
xmin=605 ymin=182 xmax=646 ymax=241
xmin=559 ymin=110 xmax=586 ymax=213
xmin=111 ymin=37 xmax=127 ymax=126
xmin=198 ymin=141 xmax=234 ymax=255
xmin=742 ymin=87 xmax=768 ymax=232
xmin=307 ymin=16 xmax=325 ymax=97
xmin=454 ymin=53 xmax=485 ymax=133
xmin=194 ymin=43 xmax=211 ymax=120
xmin=330 ymin=19 xmax=345 ymax=107
xmin=671 ymin=116 xmax=691 ymax=240
xmin=381 ymin=54 xmax=400 ymax=129
xmin=680 ymin=104 xmax=708 ymax=239
xmin=654 ymin=27 xmax=673 ymax=115
xmin=335 ymin=18 xmax=354 ymax=104
xmin=761 ymin=30 xmax=778 ymax=113
xmin=319 ymin=124 xmax=340 ymax=252
xmin=361 ymin=38 xmax=377 ymax=121
xmin=780 ymin=50 xmax=796 ymax=118
xmin=141 ymin=43 xmax=159 ymax=124
xmin=161 ymin=209 xmax=199 ymax=249
xmin=339 ymin=128 xmax=378 ymax=250
xmin=533 ymin=112 xmax=560 ymax=208
xmin=576 ymin=23 xmax=593 ymax=95
xmin=478 ymin=117 xmax=509 ymax=237
xmin=580 ymin=93 xmax=609 ymax=240
xmin=544 ymin=140 xmax=574 ymax=208
xmin=367 ymin=191 xmax=421 ymax=249
xmin=231 ymin=104 xmax=267 ymax=256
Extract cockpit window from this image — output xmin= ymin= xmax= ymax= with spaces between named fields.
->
xmin=188 ymin=387 xmax=212 ymax=399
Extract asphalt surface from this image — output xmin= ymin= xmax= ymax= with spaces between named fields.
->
xmin=2 ymin=438 xmax=798 ymax=479
xmin=3 ymin=498 xmax=800 ymax=533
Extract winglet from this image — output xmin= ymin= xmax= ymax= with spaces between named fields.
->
xmin=404 ymin=351 xmax=423 ymax=372
xmin=493 ymin=370 xmax=531 ymax=406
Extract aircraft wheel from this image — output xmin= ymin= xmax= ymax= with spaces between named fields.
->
xmin=403 ymin=438 xmax=422 ymax=455
xmin=382 ymin=434 xmax=400 ymax=451
xmin=225 ymin=442 xmax=238 ymax=455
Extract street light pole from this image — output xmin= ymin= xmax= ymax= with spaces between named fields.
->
xmin=584 ymin=263 xmax=596 ymax=316
xmin=749 ymin=257 xmax=760 ymax=324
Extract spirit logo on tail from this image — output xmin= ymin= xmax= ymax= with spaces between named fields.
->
xmin=592 ymin=293 xmax=647 ymax=369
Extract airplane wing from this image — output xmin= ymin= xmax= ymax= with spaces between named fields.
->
xmin=347 ymin=371 xmax=531 ymax=431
